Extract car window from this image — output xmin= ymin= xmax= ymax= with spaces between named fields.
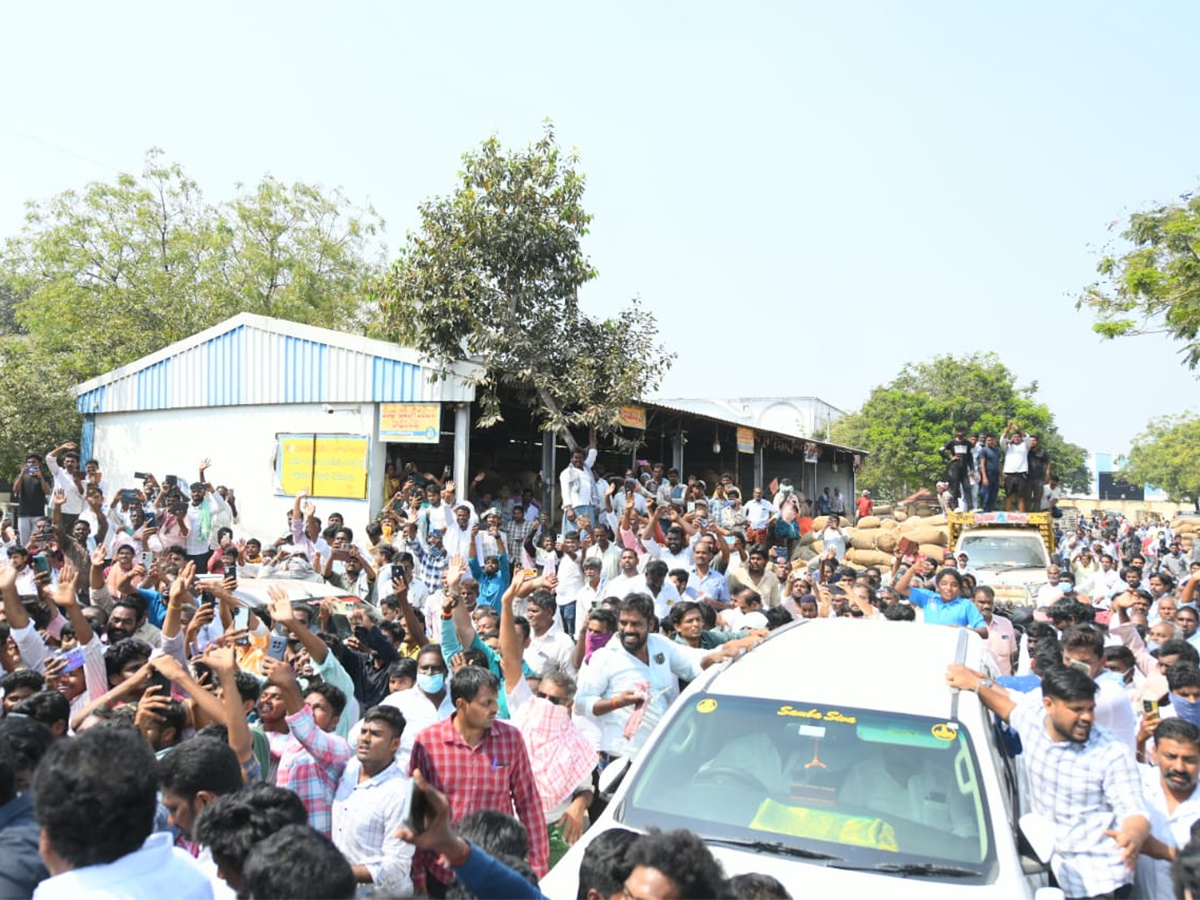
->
xmin=619 ymin=695 xmax=997 ymax=876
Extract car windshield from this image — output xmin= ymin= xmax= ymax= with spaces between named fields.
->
xmin=618 ymin=696 xmax=996 ymax=877
xmin=960 ymin=533 xmax=1048 ymax=569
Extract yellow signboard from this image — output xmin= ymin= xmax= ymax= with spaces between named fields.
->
xmin=278 ymin=434 xmax=368 ymax=499
xmin=618 ymin=405 xmax=647 ymax=430
xmin=737 ymin=426 xmax=755 ymax=454
xmin=380 ymin=403 xmax=442 ymax=443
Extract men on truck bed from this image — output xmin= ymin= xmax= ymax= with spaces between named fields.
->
xmin=1002 ymin=420 xmax=1032 ymax=512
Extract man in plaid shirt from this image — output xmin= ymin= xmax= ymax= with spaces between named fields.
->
xmin=258 ymin=656 xmax=352 ymax=837
xmin=406 ymin=524 xmax=449 ymax=595
xmin=947 ymin=663 xmax=1150 ymax=899
xmin=408 ymin=665 xmax=548 ymax=893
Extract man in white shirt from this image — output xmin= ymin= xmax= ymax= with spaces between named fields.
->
xmin=1134 ymin=717 xmax=1200 ymax=898
xmin=559 ymin=435 xmax=598 ymax=529
xmin=643 ymin=518 xmax=694 ymax=571
xmin=440 ymin=505 xmax=476 ymax=561
xmin=333 ymin=706 xmax=414 ymax=896
xmin=605 ymin=548 xmax=645 ymax=600
xmin=741 ymin=488 xmax=776 ymax=533
xmin=573 ymin=558 xmax=605 ymax=639
xmin=377 ymin=646 xmax=454 ymax=772
xmin=45 ymin=442 xmax=85 ymax=532
xmin=1001 ymin=421 xmax=1032 ymax=512
xmin=32 ymin=726 xmax=212 ymax=900
xmin=575 ymin=594 xmax=736 ymax=758
xmin=523 ymin=591 xmax=577 ymax=677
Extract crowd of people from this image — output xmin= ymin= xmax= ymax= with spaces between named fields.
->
xmin=2 ymin=438 xmax=1200 ymax=899
xmin=938 ymin=420 xmax=1060 ymax=515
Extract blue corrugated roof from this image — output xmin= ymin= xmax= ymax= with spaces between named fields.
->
xmin=206 ymin=326 xmax=244 ymax=406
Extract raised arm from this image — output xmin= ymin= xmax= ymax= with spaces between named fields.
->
xmin=498 ymin=570 xmax=530 ymax=694
xmin=945 ymin=664 xmax=1017 ymax=722
xmin=268 ymin=584 xmax=328 ymax=664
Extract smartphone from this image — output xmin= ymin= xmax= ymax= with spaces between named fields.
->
xmin=140 ymin=551 xmax=154 ymax=570
xmin=1065 ymin=658 xmax=1091 ymax=676
xmin=134 ymin=471 xmax=150 ymax=480
xmin=226 ymin=564 xmax=238 ymax=582
xmin=267 ymin=632 xmax=289 ymax=661
xmin=332 ymin=600 xmax=357 ymax=616
xmin=405 ymin=781 xmax=431 ymax=835
xmin=32 ymin=554 xmax=50 ymax=575
xmin=330 ymin=548 xmax=350 ymax=562
xmin=164 ymin=475 xmax=178 ymax=488
xmin=522 ymin=568 xmax=538 ymax=578
xmin=58 ymin=646 xmax=86 ymax=672
xmin=1144 ymin=699 xmax=1160 ymax=716
xmin=120 ymin=488 xmax=138 ymax=504
xmin=143 ymin=510 xmax=157 ymax=528
xmin=170 ymin=501 xmax=188 ymax=516
xmin=200 ymin=590 xmax=216 ymax=609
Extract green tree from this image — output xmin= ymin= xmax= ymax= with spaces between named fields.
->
xmin=1078 ymin=189 xmax=1200 ymax=369
xmin=831 ymin=353 xmax=1088 ymax=503
xmin=1120 ymin=413 xmax=1200 ymax=510
xmin=0 ymin=149 xmax=384 ymax=476
xmin=372 ymin=124 xmax=672 ymax=450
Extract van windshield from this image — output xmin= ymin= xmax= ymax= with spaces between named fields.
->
xmin=959 ymin=533 xmax=1048 ymax=569
xmin=618 ymin=696 xmax=996 ymax=878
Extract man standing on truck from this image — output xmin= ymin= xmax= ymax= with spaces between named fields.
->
xmin=978 ymin=433 xmax=1001 ymax=513
xmin=941 ymin=426 xmax=973 ymax=513
xmin=1025 ymin=435 xmax=1050 ymax=513
xmin=1002 ymin=421 xmax=1032 ymax=512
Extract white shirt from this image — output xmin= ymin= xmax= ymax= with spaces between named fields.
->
xmin=645 ymin=537 xmax=694 ymax=571
xmin=575 ymin=634 xmax=707 ymax=757
xmin=1136 ymin=765 xmax=1200 ymax=899
xmin=1003 ymin=435 xmax=1031 ymax=474
xmin=742 ymin=499 xmax=776 ymax=530
xmin=555 ymin=551 xmax=585 ymax=607
xmin=441 ymin=522 xmax=474 ymax=561
xmin=33 ymin=832 xmax=212 ymax=900
xmin=559 ymin=449 xmax=598 ymax=510
xmin=524 ymin=623 xmax=577 ymax=677
xmin=627 ymin=576 xmax=682 ymax=620
xmin=333 ymin=758 xmax=414 ymax=897
xmin=45 ymin=455 xmax=84 ymax=514
xmin=377 ymin=687 xmax=454 ymax=773
xmin=605 ymin=572 xmax=644 ymax=600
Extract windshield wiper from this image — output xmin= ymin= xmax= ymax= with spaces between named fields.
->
xmin=829 ymin=861 xmax=982 ymax=877
xmin=702 ymin=837 xmax=841 ymax=861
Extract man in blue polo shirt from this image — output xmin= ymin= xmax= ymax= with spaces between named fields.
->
xmin=893 ymin=556 xmax=987 ymax=638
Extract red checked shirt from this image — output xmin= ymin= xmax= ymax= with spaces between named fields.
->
xmin=266 ymin=705 xmax=352 ymax=837
xmin=408 ymin=714 xmax=548 ymax=888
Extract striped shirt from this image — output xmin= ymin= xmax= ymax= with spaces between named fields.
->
xmin=267 ymin=705 xmax=352 ymax=837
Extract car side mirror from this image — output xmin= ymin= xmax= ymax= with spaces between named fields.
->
xmin=597 ymin=756 xmax=631 ymax=799
xmin=1019 ymin=812 xmax=1055 ymax=864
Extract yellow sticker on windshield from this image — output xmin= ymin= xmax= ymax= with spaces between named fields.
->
xmin=696 ymin=698 xmax=718 ymax=714
xmin=777 ymin=706 xmax=858 ymax=724
xmin=931 ymin=722 xmax=958 ymax=741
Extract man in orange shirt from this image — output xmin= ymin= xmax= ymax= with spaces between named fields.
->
xmin=855 ymin=490 xmax=873 ymax=522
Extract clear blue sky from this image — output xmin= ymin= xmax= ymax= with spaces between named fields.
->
xmin=2 ymin=1 xmax=1197 ymax=458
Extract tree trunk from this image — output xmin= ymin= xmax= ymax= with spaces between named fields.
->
xmin=535 ymin=384 xmax=579 ymax=453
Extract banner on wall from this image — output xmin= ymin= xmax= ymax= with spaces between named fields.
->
xmin=736 ymin=426 xmax=755 ymax=454
xmin=379 ymin=403 xmax=442 ymax=443
xmin=278 ymin=433 xmax=369 ymax=499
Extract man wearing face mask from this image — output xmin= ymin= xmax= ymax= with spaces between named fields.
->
xmin=507 ymin=670 xmax=597 ymax=867
xmin=378 ymin=645 xmax=453 ymax=773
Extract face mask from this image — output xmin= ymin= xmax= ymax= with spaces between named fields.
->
xmin=1058 ymin=582 xmax=1074 ymax=593
xmin=1171 ymin=692 xmax=1200 ymax=727
xmin=585 ymin=632 xmax=613 ymax=661
xmin=1146 ymin=641 xmax=1161 ymax=655
xmin=417 ymin=672 xmax=445 ymax=694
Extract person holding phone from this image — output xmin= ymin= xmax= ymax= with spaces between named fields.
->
xmin=13 ymin=453 xmax=50 ymax=546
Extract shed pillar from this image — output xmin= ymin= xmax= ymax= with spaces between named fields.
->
xmin=453 ymin=404 xmax=470 ymax=496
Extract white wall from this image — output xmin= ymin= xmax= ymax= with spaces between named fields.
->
xmin=91 ymin=403 xmax=381 ymax=545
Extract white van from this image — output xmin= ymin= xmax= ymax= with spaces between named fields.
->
xmin=542 ymin=619 xmax=1058 ymax=899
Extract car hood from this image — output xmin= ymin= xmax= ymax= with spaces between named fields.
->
xmin=543 ymin=834 xmax=1030 ymax=898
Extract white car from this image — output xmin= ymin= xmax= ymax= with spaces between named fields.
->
xmin=542 ymin=619 xmax=1058 ymax=899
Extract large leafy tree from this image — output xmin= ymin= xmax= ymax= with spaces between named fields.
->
xmin=1120 ymin=414 xmax=1200 ymax=510
xmin=0 ymin=150 xmax=384 ymax=475
xmin=831 ymin=353 xmax=1088 ymax=503
xmin=372 ymin=124 xmax=672 ymax=450
xmin=1078 ymin=188 xmax=1200 ymax=369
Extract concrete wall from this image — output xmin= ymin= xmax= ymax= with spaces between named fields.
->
xmin=91 ymin=403 xmax=384 ymax=544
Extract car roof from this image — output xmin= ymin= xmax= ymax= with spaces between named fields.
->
xmin=702 ymin=619 xmax=984 ymax=718
xmin=197 ymin=576 xmax=355 ymax=609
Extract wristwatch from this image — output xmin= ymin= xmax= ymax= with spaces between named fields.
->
xmin=974 ymin=678 xmax=994 ymax=693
